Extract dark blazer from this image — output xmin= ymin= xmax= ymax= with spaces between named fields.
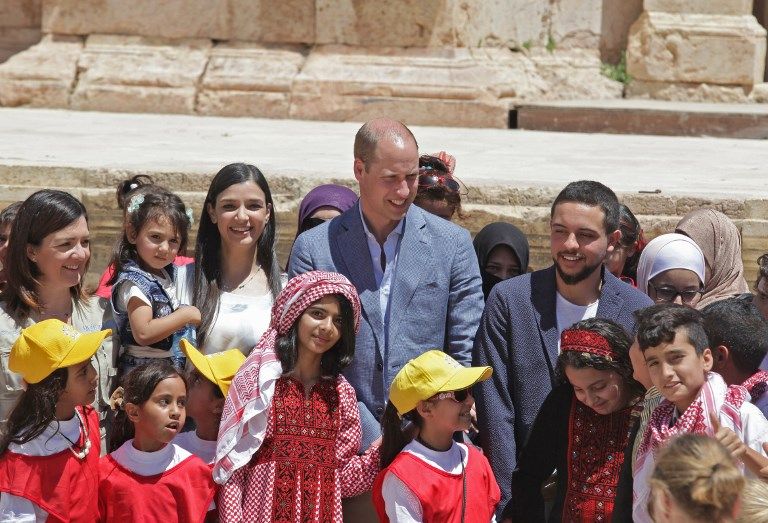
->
xmin=289 ymin=202 xmax=484 ymax=446
xmin=473 ymin=265 xmax=653 ymax=515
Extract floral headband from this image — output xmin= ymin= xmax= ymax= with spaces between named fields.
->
xmin=126 ymin=194 xmax=194 ymax=225
xmin=560 ymin=328 xmax=616 ymax=360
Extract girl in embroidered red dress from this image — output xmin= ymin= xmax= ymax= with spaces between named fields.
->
xmin=0 ymin=319 xmax=111 ymax=522
xmin=506 ymin=318 xmax=645 ymax=523
xmin=98 ymin=361 xmax=217 ymax=522
xmin=215 ymin=271 xmax=381 ymax=523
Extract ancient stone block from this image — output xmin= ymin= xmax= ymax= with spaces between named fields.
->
xmin=627 ymin=11 xmax=767 ymax=85
xmin=229 ymin=0 xmax=314 ymax=43
xmin=0 ymin=0 xmax=42 ymax=28
xmin=197 ymin=43 xmax=306 ymax=118
xmin=70 ymin=35 xmax=211 ymax=114
xmin=600 ymin=0 xmax=643 ymax=63
xmin=527 ymin=48 xmax=624 ymax=100
xmin=627 ymin=79 xmax=751 ymax=102
xmin=645 ymin=0 xmax=753 ymax=16
xmin=549 ymin=0 xmax=602 ymax=49
xmin=0 ymin=34 xmax=82 ymax=107
xmin=0 ymin=27 xmax=41 ymax=64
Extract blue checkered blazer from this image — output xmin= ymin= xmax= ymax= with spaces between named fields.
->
xmin=288 ymin=202 xmax=484 ymax=447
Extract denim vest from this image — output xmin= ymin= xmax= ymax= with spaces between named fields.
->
xmin=112 ymin=261 xmax=179 ymax=353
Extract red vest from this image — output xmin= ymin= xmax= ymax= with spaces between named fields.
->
xmin=0 ymin=406 xmax=100 ymax=523
xmin=372 ymin=444 xmax=500 ymax=523
xmin=98 ymin=452 xmax=216 ymax=523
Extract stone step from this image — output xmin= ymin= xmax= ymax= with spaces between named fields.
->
xmin=514 ymin=99 xmax=768 ymax=139
xmin=1 ymin=107 xmax=767 ymax=288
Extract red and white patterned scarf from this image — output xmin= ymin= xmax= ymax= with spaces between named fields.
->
xmin=212 ymin=271 xmax=361 ymax=484
xmin=742 ymin=370 xmax=768 ymax=402
xmin=632 ymin=372 xmax=747 ymax=522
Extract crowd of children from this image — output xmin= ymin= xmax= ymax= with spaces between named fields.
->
xmin=1 ymin=124 xmax=768 ymax=522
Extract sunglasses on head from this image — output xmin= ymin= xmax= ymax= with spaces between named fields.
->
xmin=431 ymin=388 xmax=472 ymax=403
xmin=418 ymin=167 xmax=465 ymax=195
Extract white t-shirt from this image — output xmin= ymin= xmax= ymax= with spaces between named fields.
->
xmin=380 ymin=440 xmax=496 ymax=523
xmin=555 ymin=292 xmax=599 ymax=350
xmin=173 ymin=430 xmax=217 ymax=465
xmin=110 ymin=440 xmax=190 ymax=476
xmin=202 ymin=290 xmax=272 ymax=356
xmin=0 ymin=413 xmax=87 ymax=522
xmin=114 ymin=268 xmax=180 ymax=358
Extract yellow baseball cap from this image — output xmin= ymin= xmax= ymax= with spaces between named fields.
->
xmin=10 ymin=319 xmax=111 ymax=384
xmin=389 ymin=350 xmax=492 ymax=417
xmin=180 ymin=339 xmax=246 ymax=397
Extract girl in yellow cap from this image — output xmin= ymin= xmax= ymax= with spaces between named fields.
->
xmin=0 ymin=319 xmax=110 ymax=522
xmin=373 ymin=350 xmax=501 ymax=523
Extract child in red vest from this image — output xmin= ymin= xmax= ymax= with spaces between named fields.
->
xmin=99 ymin=361 xmax=216 ymax=522
xmin=373 ymin=350 xmax=501 ymax=523
xmin=0 ymin=319 xmax=111 ymax=522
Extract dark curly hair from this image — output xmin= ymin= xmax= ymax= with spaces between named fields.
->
xmin=556 ymin=317 xmax=644 ymax=399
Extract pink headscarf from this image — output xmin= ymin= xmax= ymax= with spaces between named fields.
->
xmin=213 ymin=271 xmax=361 ymax=484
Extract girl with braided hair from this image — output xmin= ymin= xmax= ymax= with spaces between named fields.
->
xmin=506 ymin=318 xmax=644 ymax=522
xmin=215 ymin=271 xmax=380 ymax=522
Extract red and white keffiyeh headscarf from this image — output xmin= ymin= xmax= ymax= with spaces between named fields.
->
xmin=632 ymin=372 xmax=748 ymax=522
xmin=212 ymin=271 xmax=361 ymax=484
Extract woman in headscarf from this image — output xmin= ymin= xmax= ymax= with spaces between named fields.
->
xmin=636 ymin=233 xmax=706 ymax=309
xmin=676 ymin=209 xmax=749 ymax=308
xmin=295 ymin=184 xmax=358 ymax=237
xmin=215 ymin=271 xmax=380 ymax=522
xmin=473 ymin=222 xmax=530 ymax=300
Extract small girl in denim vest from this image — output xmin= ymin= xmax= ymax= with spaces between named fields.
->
xmin=108 ymin=188 xmax=199 ymax=376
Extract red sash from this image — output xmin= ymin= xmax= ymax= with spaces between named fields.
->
xmin=0 ymin=406 xmax=100 ymax=523
xmin=98 ymin=452 xmax=216 ymax=523
xmin=373 ymin=444 xmax=500 ymax=523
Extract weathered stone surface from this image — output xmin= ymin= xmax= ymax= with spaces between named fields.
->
xmin=0 ymin=34 xmax=81 ymax=107
xmin=0 ymin=0 xmax=42 ymax=28
xmin=527 ymin=48 xmax=624 ymax=100
xmin=627 ymin=11 xmax=767 ymax=85
xmin=600 ymin=0 xmax=643 ymax=63
xmin=549 ymin=0 xmax=602 ymax=49
xmin=751 ymin=82 xmax=768 ymax=102
xmin=228 ymin=0 xmax=314 ymax=43
xmin=70 ymin=35 xmax=211 ymax=114
xmin=0 ymin=27 xmax=41 ymax=64
xmin=645 ymin=0 xmax=753 ymax=16
xmin=197 ymin=43 xmax=306 ymax=118
xmin=627 ymin=79 xmax=752 ymax=103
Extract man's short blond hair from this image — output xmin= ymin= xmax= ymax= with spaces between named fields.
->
xmin=354 ymin=118 xmax=417 ymax=169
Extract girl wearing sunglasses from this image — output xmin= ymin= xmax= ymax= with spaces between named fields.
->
xmin=507 ymin=318 xmax=644 ymax=522
xmin=373 ymin=350 xmax=500 ymax=522
xmin=413 ymin=153 xmax=466 ymax=221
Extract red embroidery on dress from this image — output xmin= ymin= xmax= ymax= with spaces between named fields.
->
xmin=563 ymin=398 xmax=638 ymax=523
xmin=742 ymin=370 xmax=768 ymax=402
xmin=254 ymin=377 xmax=340 ymax=523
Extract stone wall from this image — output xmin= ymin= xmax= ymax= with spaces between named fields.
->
xmin=0 ymin=0 xmax=41 ymax=63
xmin=1 ymin=166 xmax=765 ymax=292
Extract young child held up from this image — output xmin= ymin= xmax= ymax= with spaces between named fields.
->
xmin=373 ymin=350 xmax=501 ymax=523
xmin=214 ymin=271 xmax=381 ymax=523
xmin=175 ymin=339 xmax=245 ymax=463
xmin=108 ymin=188 xmax=199 ymax=374
xmin=0 ymin=319 xmax=110 ymax=522
xmin=633 ymin=304 xmax=768 ymax=522
xmin=99 ymin=361 xmax=216 ymax=522
xmin=508 ymin=318 xmax=644 ymax=522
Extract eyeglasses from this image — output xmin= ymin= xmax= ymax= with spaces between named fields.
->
xmin=648 ymin=282 xmax=703 ymax=304
xmin=418 ymin=167 xmax=466 ymax=196
xmin=431 ymin=388 xmax=473 ymax=403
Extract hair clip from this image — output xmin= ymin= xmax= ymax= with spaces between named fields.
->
xmin=186 ymin=207 xmax=194 ymax=226
xmin=109 ymin=386 xmax=125 ymax=411
xmin=126 ymin=194 xmax=145 ymax=214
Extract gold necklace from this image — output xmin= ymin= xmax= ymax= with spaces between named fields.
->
xmin=222 ymin=265 xmax=262 ymax=292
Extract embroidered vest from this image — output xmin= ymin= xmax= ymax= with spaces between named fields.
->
xmin=372 ymin=445 xmax=501 ymax=523
xmin=111 ymin=260 xmax=179 ymax=352
xmin=0 ymin=406 xmax=101 ymax=523
xmin=98 ymin=454 xmax=216 ymax=523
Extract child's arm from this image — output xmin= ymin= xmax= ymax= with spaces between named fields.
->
xmin=709 ymin=411 xmax=768 ymax=477
xmin=336 ymin=380 xmax=381 ymax=499
xmin=127 ymin=297 xmax=200 ymax=347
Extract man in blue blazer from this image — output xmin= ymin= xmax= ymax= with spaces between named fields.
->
xmin=289 ymin=118 xmax=484 ymax=447
xmin=473 ymin=181 xmax=653 ymax=517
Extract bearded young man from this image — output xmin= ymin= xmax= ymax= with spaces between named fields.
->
xmin=473 ymin=180 xmax=652 ymax=517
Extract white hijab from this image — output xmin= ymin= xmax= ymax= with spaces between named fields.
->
xmin=636 ymin=233 xmax=706 ymax=295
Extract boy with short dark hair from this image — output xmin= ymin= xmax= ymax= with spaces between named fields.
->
xmin=632 ymin=304 xmax=768 ymax=523
xmin=702 ymin=297 xmax=768 ymax=417
xmin=175 ymin=340 xmax=245 ymax=464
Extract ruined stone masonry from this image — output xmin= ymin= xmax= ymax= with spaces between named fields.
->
xmin=1 ymin=0 xmax=765 ymax=127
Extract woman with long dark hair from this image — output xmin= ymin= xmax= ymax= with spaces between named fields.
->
xmin=192 ymin=163 xmax=282 ymax=355
xmin=0 ymin=190 xmax=116 ymax=434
